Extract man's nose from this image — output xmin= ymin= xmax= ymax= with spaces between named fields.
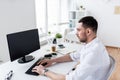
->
xmin=76 ymin=33 xmax=79 ymax=37
xmin=76 ymin=32 xmax=78 ymax=35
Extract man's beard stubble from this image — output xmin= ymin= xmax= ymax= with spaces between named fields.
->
xmin=76 ymin=34 xmax=87 ymax=43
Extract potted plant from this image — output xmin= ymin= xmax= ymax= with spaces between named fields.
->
xmin=55 ymin=33 xmax=62 ymax=44
xmin=55 ymin=33 xmax=62 ymax=39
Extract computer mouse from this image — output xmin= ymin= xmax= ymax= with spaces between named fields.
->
xmin=58 ymin=44 xmax=65 ymax=48
xmin=51 ymin=53 xmax=57 ymax=55
xmin=44 ymin=54 xmax=52 ymax=58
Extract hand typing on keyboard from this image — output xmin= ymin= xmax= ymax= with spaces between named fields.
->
xmin=32 ymin=59 xmax=54 ymax=75
xmin=25 ymin=57 xmax=49 ymax=76
xmin=37 ymin=59 xmax=53 ymax=67
xmin=32 ymin=65 xmax=46 ymax=75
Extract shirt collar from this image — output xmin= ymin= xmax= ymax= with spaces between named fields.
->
xmin=84 ymin=37 xmax=99 ymax=48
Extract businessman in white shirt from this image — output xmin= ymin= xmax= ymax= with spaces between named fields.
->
xmin=32 ymin=16 xmax=110 ymax=80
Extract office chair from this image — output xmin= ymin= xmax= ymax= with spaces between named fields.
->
xmin=106 ymin=55 xmax=115 ymax=80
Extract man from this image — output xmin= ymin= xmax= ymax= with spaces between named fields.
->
xmin=32 ymin=16 xmax=110 ymax=80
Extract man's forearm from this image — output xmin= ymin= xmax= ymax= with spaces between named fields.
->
xmin=45 ymin=71 xmax=65 ymax=80
xmin=51 ymin=54 xmax=73 ymax=63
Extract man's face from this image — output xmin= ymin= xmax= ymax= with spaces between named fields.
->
xmin=76 ymin=23 xmax=87 ymax=43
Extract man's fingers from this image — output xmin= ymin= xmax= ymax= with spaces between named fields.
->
xmin=37 ymin=59 xmax=48 ymax=65
xmin=32 ymin=69 xmax=36 ymax=72
xmin=32 ymin=66 xmax=39 ymax=71
xmin=37 ymin=61 xmax=42 ymax=65
xmin=40 ymin=61 xmax=46 ymax=65
xmin=32 ymin=66 xmax=38 ymax=72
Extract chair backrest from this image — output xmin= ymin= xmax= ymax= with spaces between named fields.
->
xmin=106 ymin=55 xmax=115 ymax=80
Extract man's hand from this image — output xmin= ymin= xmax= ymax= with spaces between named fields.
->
xmin=32 ymin=65 xmax=45 ymax=75
xmin=32 ymin=65 xmax=65 ymax=80
xmin=37 ymin=59 xmax=54 ymax=67
xmin=37 ymin=54 xmax=72 ymax=67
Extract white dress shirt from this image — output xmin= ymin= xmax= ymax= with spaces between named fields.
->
xmin=66 ymin=37 xmax=110 ymax=80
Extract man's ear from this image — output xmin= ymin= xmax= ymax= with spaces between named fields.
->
xmin=86 ymin=28 xmax=91 ymax=36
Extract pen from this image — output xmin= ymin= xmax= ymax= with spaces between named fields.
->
xmin=5 ymin=70 xmax=13 ymax=80
xmin=67 ymin=67 xmax=76 ymax=75
xmin=72 ymin=68 xmax=76 ymax=71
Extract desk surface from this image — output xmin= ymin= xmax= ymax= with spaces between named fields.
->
xmin=0 ymin=43 xmax=82 ymax=80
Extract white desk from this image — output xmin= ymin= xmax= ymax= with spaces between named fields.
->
xmin=0 ymin=43 xmax=82 ymax=80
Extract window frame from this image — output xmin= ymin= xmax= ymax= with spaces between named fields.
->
xmin=35 ymin=0 xmax=69 ymax=37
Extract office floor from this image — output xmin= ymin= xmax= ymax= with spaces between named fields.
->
xmin=106 ymin=46 xmax=120 ymax=80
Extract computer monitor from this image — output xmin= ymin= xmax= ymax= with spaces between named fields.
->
xmin=7 ymin=29 xmax=40 ymax=63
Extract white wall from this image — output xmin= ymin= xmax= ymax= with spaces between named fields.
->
xmin=0 ymin=0 xmax=36 ymax=62
xmin=77 ymin=0 xmax=120 ymax=47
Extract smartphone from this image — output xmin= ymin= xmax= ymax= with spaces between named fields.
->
xmin=58 ymin=44 xmax=65 ymax=48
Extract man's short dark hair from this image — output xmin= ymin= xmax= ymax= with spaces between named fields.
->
xmin=78 ymin=16 xmax=98 ymax=33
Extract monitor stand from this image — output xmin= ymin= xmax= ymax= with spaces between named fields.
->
xmin=18 ymin=55 xmax=35 ymax=63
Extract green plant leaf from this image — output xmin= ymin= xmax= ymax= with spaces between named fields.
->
xmin=55 ymin=33 xmax=62 ymax=38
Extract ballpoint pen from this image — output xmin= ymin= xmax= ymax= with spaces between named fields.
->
xmin=5 ymin=70 xmax=13 ymax=80
xmin=67 ymin=67 xmax=76 ymax=75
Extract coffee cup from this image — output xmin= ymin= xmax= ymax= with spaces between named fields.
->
xmin=51 ymin=46 xmax=56 ymax=52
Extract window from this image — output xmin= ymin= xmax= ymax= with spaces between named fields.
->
xmin=35 ymin=0 xmax=69 ymax=36
xmin=47 ymin=0 xmax=60 ymax=33
xmin=35 ymin=0 xmax=46 ymax=36
xmin=59 ymin=0 xmax=69 ymax=34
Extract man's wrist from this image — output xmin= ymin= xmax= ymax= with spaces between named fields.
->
xmin=43 ymin=69 xmax=49 ymax=76
xmin=52 ymin=58 xmax=57 ymax=63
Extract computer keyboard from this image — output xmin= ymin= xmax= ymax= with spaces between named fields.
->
xmin=25 ymin=57 xmax=47 ymax=76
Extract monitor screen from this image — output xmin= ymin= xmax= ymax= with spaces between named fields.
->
xmin=7 ymin=29 xmax=40 ymax=63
